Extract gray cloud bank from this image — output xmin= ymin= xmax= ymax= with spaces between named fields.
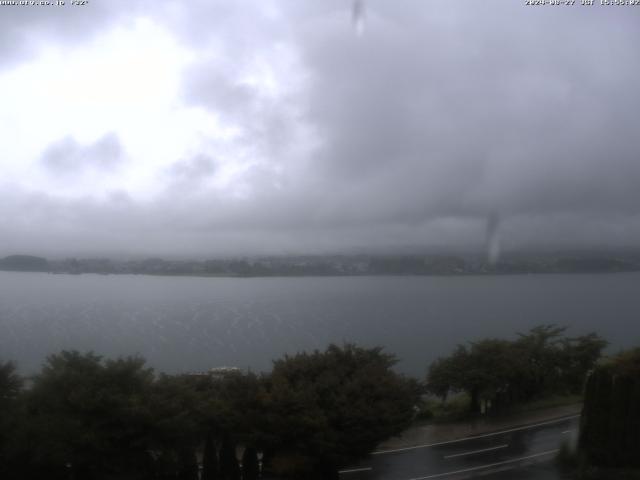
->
xmin=1 ymin=0 xmax=640 ymax=257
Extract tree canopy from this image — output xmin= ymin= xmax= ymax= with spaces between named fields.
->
xmin=579 ymin=348 xmax=640 ymax=470
xmin=263 ymin=344 xmax=420 ymax=477
xmin=0 ymin=344 xmax=418 ymax=480
xmin=426 ymin=325 xmax=607 ymax=414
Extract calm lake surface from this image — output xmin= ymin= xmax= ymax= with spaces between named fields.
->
xmin=1 ymin=271 xmax=639 ymax=377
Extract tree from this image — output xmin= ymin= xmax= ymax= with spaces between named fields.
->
xmin=148 ymin=374 xmax=208 ymax=478
xmin=205 ymin=370 xmax=264 ymax=444
xmin=466 ymin=339 xmax=518 ymax=413
xmin=513 ymin=326 xmax=606 ymax=399
xmin=559 ymin=333 xmax=608 ymax=394
xmin=0 ymin=361 xmax=23 ymax=477
xmin=580 ymin=348 xmax=640 ymax=470
xmin=426 ymin=356 xmax=455 ymax=402
xmin=23 ymin=351 xmax=155 ymax=479
xmin=426 ymin=326 xmax=607 ymax=414
xmin=241 ymin=447 xmax=259 ymax=480
xmin=202 ymin=432 xmax=219 ymax=480
xmin=178 ymin=448 xmax=199 ymax=480
xmin=427 ymin=340 xmax=518 ymax=414
xmin=218 ymin=435 xmax=240 ymax=480
xmin=263 ymin=344 xmax=420 ymax=478
xmin=514 ymin=324 xmax=568 ymax=398
xmin=0 ymin=361 xmax=21 ymax=403
xmin=181 ymin=369 xmax=266 ymax=479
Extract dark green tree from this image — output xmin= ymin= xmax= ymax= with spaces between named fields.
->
xmin=580 ymin=348 xmax=640 ymax=470
xmin=202 ymin=432 xmax=219 ymax=480
xmin=427 ymin=340 xmax=518 ymax=413
xmin=559 ymin=333 xmax=608 ymax=394
xmin=23 ymin=351 xmax=155 ymax=479
xmin=0 ymin=361 xmax=22 ymax=403
xmin=263 ymin=344 xmax=420 ymax=478
xmin=219 ymin=435 xmax=240 ymax=480
xmin=148 ymin=374 xmax=208 ymax=478
xmin=241 ymin=446 xmax=259 ymax=480
xmin=0 ymin=361 xmax=23 ymax=478
xmin=467 ymin=339 xmax=518 ymax=413
xmin=178 ymin=448 xmax=199 ymax=480
xmin=426 ymin=355 xmax=456 ymax=402
xmin=427 ymin=326 xmax=607 ymax=414
xmin=514 ymin=324 xmax=568 ymax=398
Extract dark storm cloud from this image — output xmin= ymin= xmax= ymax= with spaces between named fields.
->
xmin=169 ymin=0 xmax=640 ymax=252
xmin=40 ymin=132 xmax=125 ymax=174
xmin=296 ymin=1 xmax=640 ymax=219
xmin=2 ymin=0 xmax=640 ymax=255
xmin=187 ymin=5 xmax=636 ymax=214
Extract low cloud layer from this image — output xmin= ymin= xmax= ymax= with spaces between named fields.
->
xmin=0 ymin=1 xmax=639 ymax=257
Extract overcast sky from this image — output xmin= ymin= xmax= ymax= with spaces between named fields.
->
xmin=0 ymin=0 xmax=639 ymax=257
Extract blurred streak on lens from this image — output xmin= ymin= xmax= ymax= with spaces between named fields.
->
xmin=352 ymin=0 xmax=365 ymax=36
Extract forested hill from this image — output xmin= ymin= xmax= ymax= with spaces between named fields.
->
xmin=0 ymin=255 xmax=49 ymax=272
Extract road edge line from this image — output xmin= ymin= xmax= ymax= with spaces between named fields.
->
xmin=407 ymin=449 xmax=559 ymax=480
xmin=372 ymin=414 xmax=580 ymax=455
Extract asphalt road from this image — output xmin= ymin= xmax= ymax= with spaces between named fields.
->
xmin=339 ymin=415 xmax=579 ymax=480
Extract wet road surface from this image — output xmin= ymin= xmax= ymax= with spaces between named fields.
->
xmin=339 ymin=415 xmax=579 ymax=480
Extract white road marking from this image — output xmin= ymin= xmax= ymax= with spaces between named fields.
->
xmin=406 ymin=449 xmax=559 ymax=480
xmin=338 ymin=467 xmax=373 ymax=474
xmin=372 ymin=415 xmax=579 ymax=455
xmin=443 ymin=444 xmax=509 ymax=459
xmin=562 ymin=430 xmax=573 ymax=434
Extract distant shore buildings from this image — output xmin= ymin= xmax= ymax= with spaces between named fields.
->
xmin=187 ymin=366 xmax=242 ymax=379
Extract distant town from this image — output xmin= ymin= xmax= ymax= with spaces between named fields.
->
xmin=1 ymin=251 xmax=640 ymax=277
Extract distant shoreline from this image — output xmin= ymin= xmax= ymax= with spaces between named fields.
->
xmin=2 ymin=268 xmax=640 ymax=280
xmin=2 ymin=253 xmax=640 ymax=278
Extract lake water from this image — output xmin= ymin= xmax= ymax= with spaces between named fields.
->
xmin=1 ymin=271 xmax=639 ymax=377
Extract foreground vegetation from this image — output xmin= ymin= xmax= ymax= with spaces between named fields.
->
xmin=0 ymin=345 xmax=419 ymax=480
xmin=0 ymin=325 xmax=616 ymax=479
xmin=575 ymin=348 xmax=640 ymax=478
xmin=425 ymin=325 xmax=606 ymax=415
